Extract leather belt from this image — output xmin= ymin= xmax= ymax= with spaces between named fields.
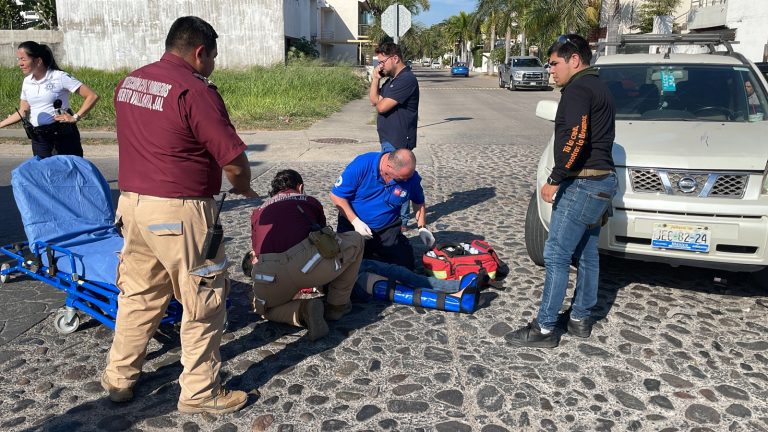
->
xmin=567 ymin=168 xmax=613 ymax=178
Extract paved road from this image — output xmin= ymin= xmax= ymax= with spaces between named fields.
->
xmin=0 ymin=67 xmax=766 ymax=431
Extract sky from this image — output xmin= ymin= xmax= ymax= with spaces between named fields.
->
xmin=413 ymin=0 xmax=477 ymax=27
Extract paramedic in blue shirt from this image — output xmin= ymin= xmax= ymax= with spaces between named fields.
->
xmin=369 ymin=42 xmax=420 ymax=231
xmin=330 ymin=149 xmax=435 ymax=270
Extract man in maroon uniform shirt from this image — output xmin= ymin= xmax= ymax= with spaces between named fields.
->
xmin=249 ymin=169 xmax=363 ymax=341
xmin=101 ymin=16 xmax=257 ymax=414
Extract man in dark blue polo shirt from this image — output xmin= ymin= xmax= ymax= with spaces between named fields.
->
xmin=330 ymin=149 xmax=434 ymax=270
xmin=369 ymin=42 xmax=420 ymax=230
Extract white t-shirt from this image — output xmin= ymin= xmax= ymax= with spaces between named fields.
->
xmin=20 ymin=69 xmax=82 ymax=127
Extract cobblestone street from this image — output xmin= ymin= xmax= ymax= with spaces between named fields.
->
xmin=0 ymin=73 xmax=766 ymax=431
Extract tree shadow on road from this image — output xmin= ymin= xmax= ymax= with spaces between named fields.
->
xmin=589 ymin=254 xmax=764 ymax=326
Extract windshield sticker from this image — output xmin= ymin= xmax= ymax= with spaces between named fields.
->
xmin=661 ymin=70 xmax=676 ymax=92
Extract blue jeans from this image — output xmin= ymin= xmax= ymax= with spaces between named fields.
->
xmin=536 ymin=173 xmax=618 ymax=330
xmin=381 ymin=140 xmax=410 ymax=227
xmin=352 ymin=259 xmax=460 ymax=300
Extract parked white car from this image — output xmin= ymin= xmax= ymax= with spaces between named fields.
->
xmin=525 ymin=34 xmax=768 ymax=287
xmin=431 ymin=60 xmax=441 ymax=69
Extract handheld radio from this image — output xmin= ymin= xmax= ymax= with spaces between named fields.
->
xmin=201 ymin=193 xmax=226 ymax=259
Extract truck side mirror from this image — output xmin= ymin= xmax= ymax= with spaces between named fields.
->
xmin=535 ymin=100 xmax=558 ymax=121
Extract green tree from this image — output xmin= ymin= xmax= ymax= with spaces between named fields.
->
xmin=15 ymin=0 xmax=56 ymax=29
xmin=633 ymin=0 xmax=682 ymax=33
xmin=443 ymin=11 xmax=478 ymax=63
xmin=0 ymin=0 xmax=23 ymax=29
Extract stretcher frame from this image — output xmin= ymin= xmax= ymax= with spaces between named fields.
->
xmin=0 ymin=240 xmax=183 ymax=334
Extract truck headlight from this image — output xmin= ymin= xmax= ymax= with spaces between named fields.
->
xmin=763 ymin=161 xmax=768 ymax=194
xmin=514 ymin=71 xmax=524 ymax=80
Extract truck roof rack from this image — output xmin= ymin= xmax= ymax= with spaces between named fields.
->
xmin=594 ymin=34 xmax=737 ymax=63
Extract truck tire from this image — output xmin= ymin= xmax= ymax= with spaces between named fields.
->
xmin=498 ymin=74 xmax=505 ymax=88
xmin=525 ymin=192 xmax=548 ymax=266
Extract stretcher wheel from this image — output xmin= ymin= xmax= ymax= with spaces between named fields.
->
xmin=54 ymin=310 xmax=80 ymax=334
xmin=0 ymin=263 xmax=10 ymax=283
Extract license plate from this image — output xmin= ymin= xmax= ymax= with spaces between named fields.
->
xmin=651 ymin=223 xmax=710 ymax=252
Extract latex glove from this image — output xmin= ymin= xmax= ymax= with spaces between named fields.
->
xmin=419 ymin=227 xmax=436 ymax=248
xmin=351 ymin=217 xmax=373 ymax=239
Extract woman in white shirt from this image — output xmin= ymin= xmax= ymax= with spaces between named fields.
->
xmin=0 ymin=41 xmax=99 ymax=158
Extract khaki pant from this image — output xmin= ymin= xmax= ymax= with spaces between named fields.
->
xmin=103 ymin=192 xmax=228 ymax=404
xmin=252 ymin=232 xmax=363 ymax=326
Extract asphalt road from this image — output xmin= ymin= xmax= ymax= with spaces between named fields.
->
xmin=0 ymin=67 xmax=766 ymax=431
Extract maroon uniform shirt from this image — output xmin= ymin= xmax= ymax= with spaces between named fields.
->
xmin=251 ymin=192 xmax=326 ymax=255
xmin=115 ymin=52 xmax=246 ymax=198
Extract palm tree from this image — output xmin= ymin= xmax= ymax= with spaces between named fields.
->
xmin=443 ymin=12 xmax=477 ymax=64
xmin=475 ymin=1 xmax=503 ymax=75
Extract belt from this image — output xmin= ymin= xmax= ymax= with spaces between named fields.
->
xmin=566 ymin=168 xmax=613 ymax=178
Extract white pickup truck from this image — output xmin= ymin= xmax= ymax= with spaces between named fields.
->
xmin=498 ymin=56 xmax=550 ymax=90
xmin=525 ymin=34 xmax=768 ymax=288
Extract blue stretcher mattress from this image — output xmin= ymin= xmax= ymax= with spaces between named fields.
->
xmin=11 ymin=156 xmax=122 ymax=283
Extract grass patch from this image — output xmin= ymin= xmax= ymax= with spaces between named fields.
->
xmin=0 ymin=63 xmax=366 ymax=131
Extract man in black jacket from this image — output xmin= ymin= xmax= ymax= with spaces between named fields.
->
xmin=507 ymin=34 xmax=618 ymax=348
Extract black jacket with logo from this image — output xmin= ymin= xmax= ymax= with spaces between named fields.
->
xmin=547 ymin=68 xmax=615 ymax=185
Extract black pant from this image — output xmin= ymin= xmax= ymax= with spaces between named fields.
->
xmin=31 ymin=123 xmax=83 ymax=158
xmin=338 ymin=216 xmax=415 ymax=270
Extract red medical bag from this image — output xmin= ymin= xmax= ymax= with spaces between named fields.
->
xmin=422 ymin=240 xmax=502 ymax=280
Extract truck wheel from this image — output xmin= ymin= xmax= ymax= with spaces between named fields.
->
xmin=498 ymin=74 xmax=505 ymax=88
xmin=525 ymin=192 xmax=547 ymax=266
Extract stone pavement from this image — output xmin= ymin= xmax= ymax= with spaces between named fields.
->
xmin=0 ymin=85 xmax=767 ymax=431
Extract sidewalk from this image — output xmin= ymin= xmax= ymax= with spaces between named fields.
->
xmin=0 ymin=98 xmax=388 ymax=164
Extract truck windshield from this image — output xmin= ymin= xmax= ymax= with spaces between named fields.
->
xmin=513 ymin=58 xmax=542 ymax=67
xmin=598 ymin=64 xmax=768 ymax=122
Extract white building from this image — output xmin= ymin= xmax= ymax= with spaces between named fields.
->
xmin=611 ymin=0 xmax=768 ymax=62
xmin=45 ymin=0 xmax=372 ymax=70
xmin=687 ymin=0 xmax=768 ymax=62
xmin=284 ymin=0 xmax=372 ymax=63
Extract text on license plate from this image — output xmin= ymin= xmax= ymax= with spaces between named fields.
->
xmin=651 ymin=223 xmax=710 ymax=253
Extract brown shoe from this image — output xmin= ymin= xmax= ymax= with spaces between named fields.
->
xmin=101 ymin=373 xmax=133 ymax=403
xmin=324 ymin=302 xmax=352 ymax=321
xmin=299 ymin=298 xmax=329 ymax=341
xmin=177 ymin=388 xmax=248 ymax=414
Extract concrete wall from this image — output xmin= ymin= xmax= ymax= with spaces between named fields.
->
xmin=0 ymin=30 xmax=62 ymax=67
xmin=56 ymin=0 xmax=285 ymax=70
xmin=727 ymin=1 xmax=768 ymax=62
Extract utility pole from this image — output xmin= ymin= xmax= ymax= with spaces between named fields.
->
xmin=395 ymin=1 xmax=400 ymax=44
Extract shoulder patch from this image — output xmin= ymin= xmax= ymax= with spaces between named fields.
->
xmin=193 ymin=73 xmax=217 ymax=89
xmin=334 ymin=175 xmax=343 ymax=187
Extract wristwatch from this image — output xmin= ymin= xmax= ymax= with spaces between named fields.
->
xmin=546 ymin=176 xmax=559 ymax=186
xmin=72 ymin=113 xmax=80 ymax=122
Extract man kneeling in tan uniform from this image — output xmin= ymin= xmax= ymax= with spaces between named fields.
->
xmin=248 ymin=169 xmax=363 ymax=340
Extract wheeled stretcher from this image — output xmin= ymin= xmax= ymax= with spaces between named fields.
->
xmin=0 ymin=156 xmax=182 ymax=334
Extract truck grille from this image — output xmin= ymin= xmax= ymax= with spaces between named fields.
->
xmin=523 ymin=72 xmax=543 ymax=80
xmin=629 ymin=168 xmax=748 ymax=198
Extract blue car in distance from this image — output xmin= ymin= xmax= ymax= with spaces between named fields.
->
xmin=451 ymin=62 xmax=469 ymax=77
